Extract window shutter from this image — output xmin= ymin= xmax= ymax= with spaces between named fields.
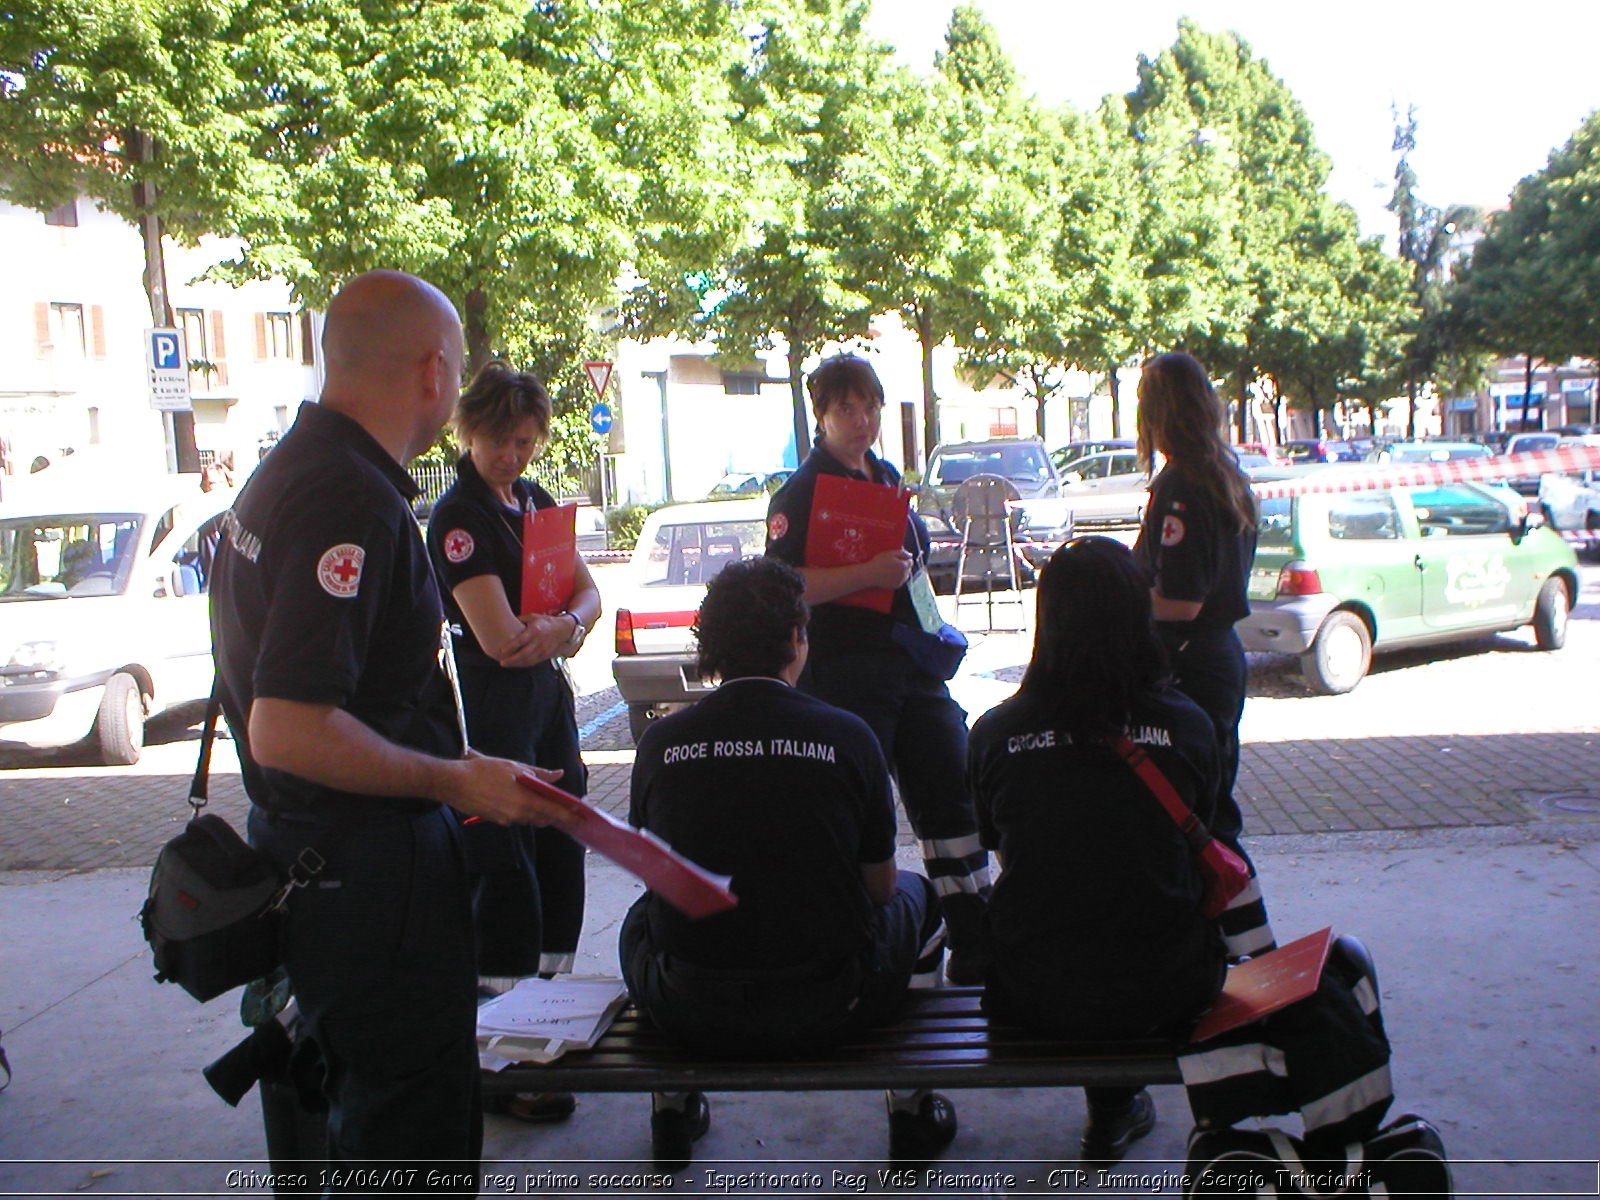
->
xmin=34 ymin=302 xmax=52 ymax=355
xmin=299 ymin=311 xmax=316 ymax=365
xmin=210 ymin=311 xmax=229 ymax=385
xmin=90 ymin=306 xmax=107 ymax=358
xmin=254 ymin=313 xmax=267 ymax=360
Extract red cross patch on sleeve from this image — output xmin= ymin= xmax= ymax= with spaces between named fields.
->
xmin=442 ymin=528 xmax=475 ymax=563
xmin=1160 ymin=515 xmax=1186 ymax=547
xmin=768 ymin=512 xmax=789 ymax=540
xmin=317 ymin=543 xmax=366 ymax=598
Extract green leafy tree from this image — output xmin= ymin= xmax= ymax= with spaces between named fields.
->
xmin=846 ymin=5 xmax=1053 ymax=461
xmin=0 ymin=0 xmax=265 ymax=469
xmin=698 ymin=0 xmax=889 ymax=457
xmin=1387 ymin=106 xmax=1482 ymax=436
xmin=220 ymin=0 xmax=746 ymax=419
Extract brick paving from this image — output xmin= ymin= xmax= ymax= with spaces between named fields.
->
xmin=5 ymin=561 xmax=1597 ymax=871
xmin=3 ymin=710 xmax=1596 ymax=873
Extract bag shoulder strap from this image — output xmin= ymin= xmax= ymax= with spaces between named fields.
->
xmin=189 ymin=685 xmax=223 ymax=816
xmin=1109 ymin=734 xmax=1210 ymax=848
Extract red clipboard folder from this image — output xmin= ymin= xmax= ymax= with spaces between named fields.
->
xmin=516 ymin=773 xmax=737 ymax=920
xmin=804 ymin=473 xmax=910 ymax=614
xmin=520 ymin=504 xmax=577 ymax=616
xmin=1189 ymin=926 xmax=1335 ymax=1043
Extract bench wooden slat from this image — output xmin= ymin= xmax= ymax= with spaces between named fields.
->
xmin=482 ymin=988 xmax=1182 ymax=1096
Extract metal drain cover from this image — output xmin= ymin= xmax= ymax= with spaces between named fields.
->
xmin=1535 ymin=792 xmax=1600 ymax=815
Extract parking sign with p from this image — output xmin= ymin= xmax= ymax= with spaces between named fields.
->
xmin=146 ymin=326 xmax=192 ymax=412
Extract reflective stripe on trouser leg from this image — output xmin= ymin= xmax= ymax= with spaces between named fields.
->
xmin=918 ymin=834 xmax=992 ymax=899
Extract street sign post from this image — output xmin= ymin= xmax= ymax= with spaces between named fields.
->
xmin=146 ymin=327 xmax=192 ymax=412
xmin=589 ymin=403 xmax=613 ymax=435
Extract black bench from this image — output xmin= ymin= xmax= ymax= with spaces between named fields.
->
xmin=481 ymin=987 xmax=1182 ymax=1164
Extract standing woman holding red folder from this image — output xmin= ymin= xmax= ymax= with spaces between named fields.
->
xmin=426 ymin=361 xmax=601 ymax=1121
xmin=765 ymin=354 xmax=991 ymax=984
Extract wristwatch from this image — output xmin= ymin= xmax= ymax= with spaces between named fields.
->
xmin=560 ymin=610 xmax=587 ymax=643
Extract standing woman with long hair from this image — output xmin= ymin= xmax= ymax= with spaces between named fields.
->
xmin=426 ymin=361 xmax=601 ymax=1123
xmin=1133 ymin=352 xmax=1273 ymax=959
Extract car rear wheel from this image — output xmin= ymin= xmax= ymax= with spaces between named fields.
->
xmin=1302 ymin=611 xmax=1372 ymax=695
xmin=1532 ymin=577 xmax=1570 ymax=650
xmin=96 ymin=672 xmax=146 ymax=765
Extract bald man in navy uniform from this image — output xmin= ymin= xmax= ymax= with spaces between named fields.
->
xmin=211 ymin=271 xmax=575 ymax=1192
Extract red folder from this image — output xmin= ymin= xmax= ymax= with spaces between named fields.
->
xmin=516 ymin=773 xmax=738 ymax=920
xmin=520 ymin=504 xmax=576 ymax=616
xmin=804 ymin=473 xmax=910 ymax=613
xmin=1189 ymin=926 xmax=1335 ymax=1043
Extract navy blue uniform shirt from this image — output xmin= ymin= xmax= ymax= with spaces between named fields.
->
xmin=426 ymin=454 xmax=558 ymax=665
xmin=211 ymin=401 xmax=462 ymax=820
xmin=630 ymin=678 xmax=896 ymax=971
xmin=765 ymin=436 xmax=930 ymax=653
xmin=1135 ymin=468 xmax=1257 ymax=630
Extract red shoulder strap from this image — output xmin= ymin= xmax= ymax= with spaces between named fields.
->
xmin=1110 ymin=734 xmax=1202 ymax=838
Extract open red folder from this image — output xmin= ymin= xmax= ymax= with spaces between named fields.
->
xmin=520 ymin=504 xmax=576 ymax=616
xmin=804 ymin=473 xmax=910 ymax=614
xmin=1189 ymin=926 xmax=1335 ymax=1043
xmin=516 ymin=773 xmax=737 ymax=920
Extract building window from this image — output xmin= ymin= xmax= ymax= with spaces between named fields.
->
xmin=50 ymin=303 xmax=87 ymax=357
xmin=256 ymin=311 xmax=295 ymax=360
xmin=178 ymin=308 xmax=208 ymax=362
xmin=44 ymin=200 xmax=77 ymax=227
xmin=721 ymin=371 xmax=763 ymax=395
xmin=989 ymin=407 xmax=1019 ymax=438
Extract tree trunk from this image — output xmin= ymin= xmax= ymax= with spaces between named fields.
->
xmin=1406 ymin=378 xmax=1418 ymax=440
xmin=131 ymin=129 xmax=200 ymax=474
xmin=1520 ymin=352 xmax=1536 ymax=430
xmin=463 ymin=287 xmax=492 ymax=377
xmin=786 ymin=320 xmax=811 ymax=461
xmin=1234 ymin=366 xmax=1250 ymax=443
xmin=918 ymin=306 xmax=939 ymax=456
xmin=1107 ymin=363 xmax=1123 ymax=439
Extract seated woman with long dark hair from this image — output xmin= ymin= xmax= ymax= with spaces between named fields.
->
xmin=969 ymin=539 xmax=1399 ymax=1168
xmin=969 ymin=537 xmax=1226 ymax=1163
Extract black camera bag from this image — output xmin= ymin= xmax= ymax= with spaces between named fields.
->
xmin=142 ymin=810 xmax=284 ymax=1002
xmin=140 ymin=690 xmax=317 ymax=1002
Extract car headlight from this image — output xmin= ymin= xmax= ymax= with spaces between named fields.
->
xmin=3 ymin=640 xmax=66 ymax=679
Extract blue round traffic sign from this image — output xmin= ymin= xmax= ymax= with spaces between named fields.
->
xmin=589 ymin=403 xmax=613 ymax=434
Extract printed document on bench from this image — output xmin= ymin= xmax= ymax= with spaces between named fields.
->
xmin=478 ymin=976 xmax=630 ymax=1068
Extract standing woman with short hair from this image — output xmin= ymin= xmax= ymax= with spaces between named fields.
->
xmin=426 ymin=360 xmax=601 ymax=1122
xmin=1133 ymin=351 xmax=1273 ymax=959
xmin=765 ymin=354 xmax=990 ymax=983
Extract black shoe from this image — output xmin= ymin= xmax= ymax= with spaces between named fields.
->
xmin=651 ymin=1092 xmax=710 ymax=1171
xmin=943 ymin=949 xmax=987 ymax=987
xmin=888 ymin=1091 xmax=958 ymax=1162
xmin=1081 ymin=1090 xmax=1156 ymax=1166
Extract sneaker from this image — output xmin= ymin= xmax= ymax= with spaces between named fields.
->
xmin=506 ymin=1092 xmax=576 ymax=1123
xmin=1081 ymin=1090 xmax=1156 ymax=1166
xmin=888 ymin=1091 xmax=958 ymax=1162
xmin=651 ymin=1091 xmax=710 ymax=1171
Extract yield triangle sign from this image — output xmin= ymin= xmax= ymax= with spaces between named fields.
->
xmin=584 ymin=361 xmax=613 ymax=403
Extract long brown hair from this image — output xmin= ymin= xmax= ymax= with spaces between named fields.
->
xmin=1135 ymin=352 xmax=1256 ymax=533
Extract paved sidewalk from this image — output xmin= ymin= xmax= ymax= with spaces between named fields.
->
xmin=2 ymin=827 xmax=1598 ymax=1196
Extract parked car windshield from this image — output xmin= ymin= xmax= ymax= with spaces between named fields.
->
xmin=636 ymin=516 xmax=767 ymax=587
xmin=928 ymin=443 xmax=1051 ymax=487
xmin=0 ymin=513 xmax=143 ymax=600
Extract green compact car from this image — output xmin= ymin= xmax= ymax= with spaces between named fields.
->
xmin=1239 ymin=476 xmax=1580 ymax=693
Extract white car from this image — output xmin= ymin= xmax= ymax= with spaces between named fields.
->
xmin=610 ymin=497 xmax=769 ymax=743
xmin=0 ymin=475 xmax=235 ymax=763
xmin=1056 ymin=449 xmax=1149 ymax=527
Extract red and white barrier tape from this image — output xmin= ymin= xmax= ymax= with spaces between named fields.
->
xmin=1250 ymin=443 xmax=1600 ymax=500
